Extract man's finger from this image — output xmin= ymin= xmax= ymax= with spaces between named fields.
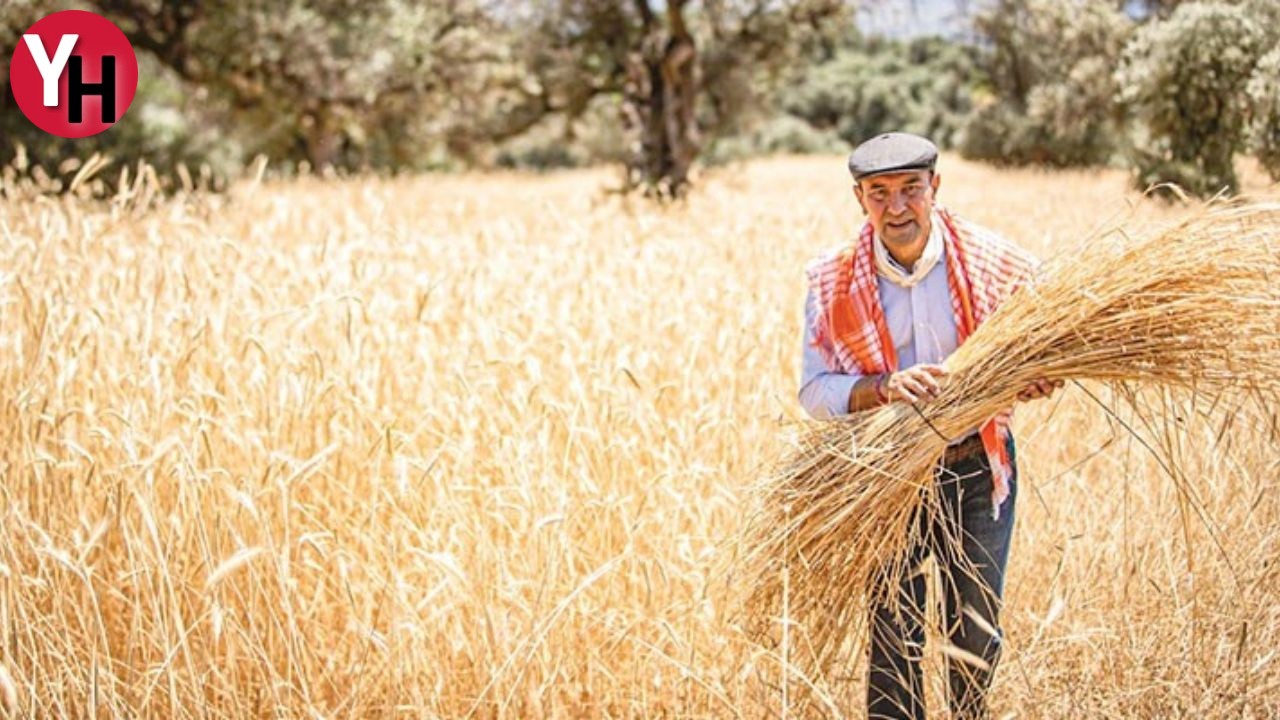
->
xmin=922 ymin=364 xmax=949 ymax=377
xmin=916 ymin=373 xmax=941 ymax=396
xmin=916 ymin=375 xmax=942 ymax=399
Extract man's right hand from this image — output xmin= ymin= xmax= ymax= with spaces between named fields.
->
xmin=885 ymin=364 xmax=948 ymax=404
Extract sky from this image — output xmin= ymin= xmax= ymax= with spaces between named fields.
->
xmin=856 ymin=0 xmax=1153 ymax=40
xmin=856 ymin=0 xmax=992 ymax=40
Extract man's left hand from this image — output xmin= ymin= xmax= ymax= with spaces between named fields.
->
xmin=1017 ymin=377 xmax=1064 ymax=402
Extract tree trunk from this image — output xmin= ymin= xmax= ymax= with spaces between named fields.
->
xmin=623 ymin=0 xmax=699 ymax=199
xmin=301 ymin=108 xmax=345 ymax=171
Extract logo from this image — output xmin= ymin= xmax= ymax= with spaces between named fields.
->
xmin=8 ymin=10 xmax=138 ymax=139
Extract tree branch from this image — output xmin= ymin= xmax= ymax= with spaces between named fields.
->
xmin=635 ymin=0 xmax=655 ymax=30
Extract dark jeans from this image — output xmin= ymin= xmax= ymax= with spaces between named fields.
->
xmin=866 ymin=437 xmax=1017 ymax=720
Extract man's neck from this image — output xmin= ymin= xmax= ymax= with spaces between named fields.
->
xmin=885 ymin=224 xmax=931 ymax=271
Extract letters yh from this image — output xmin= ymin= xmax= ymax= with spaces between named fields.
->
xmin=23 ymin=34 xmax=116 ymax=124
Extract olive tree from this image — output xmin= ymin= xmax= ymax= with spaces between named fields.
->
xmin=3 ymin=0 xmax=521 ymax=180
xmin=1247 ymin=48 xmax=1280 ymax=180
xmin=1116 ymin=1 xmax=1267 ymax=195
xmin=960 ymin=0 xmax=1131 ymax=167
xmin=511 ymin=0 xmax=850 ymax=199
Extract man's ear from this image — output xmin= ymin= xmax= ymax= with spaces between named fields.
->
xmin=853 ymin=183 xmax=867 ymax=214
xmin=930 ymin=171 xmax=941 ymax=196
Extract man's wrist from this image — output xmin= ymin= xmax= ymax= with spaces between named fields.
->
xmin=846 ymin=373 xmax=893 ymax=413
xmin=875 ymin=373 xmax=891 ymax=405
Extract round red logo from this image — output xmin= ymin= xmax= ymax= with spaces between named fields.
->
xmin=8 ymin=10 xmax=138 ymax=138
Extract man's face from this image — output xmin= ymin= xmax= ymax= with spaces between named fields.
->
xmin=854 ymin=170 xmax=941 ymax=250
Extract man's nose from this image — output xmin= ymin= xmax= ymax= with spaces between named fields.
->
xmin=888 ymin=191 xmax=909 ymax=214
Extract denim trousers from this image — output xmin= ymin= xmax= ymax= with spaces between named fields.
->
xmin=866 ymin=436 xmax=1018 ymax=720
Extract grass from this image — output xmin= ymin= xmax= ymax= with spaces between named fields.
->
xmin=0 ymin=154 xmax=1276 ymax=717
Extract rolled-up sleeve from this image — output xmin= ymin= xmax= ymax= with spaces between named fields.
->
xmin=798 ymin=287 xmax=862 ymax=419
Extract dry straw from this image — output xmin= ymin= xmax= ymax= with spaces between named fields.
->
xmin=737 ymin=201 xmax=1280 ymax=678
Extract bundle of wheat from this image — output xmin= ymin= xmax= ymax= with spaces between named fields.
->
xmin=738 ymin=202 xmax=1280 ymax=676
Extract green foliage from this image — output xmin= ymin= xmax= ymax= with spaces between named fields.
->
xmin=494 ymin=95 xmax=628 ymax=171
xmin=511 ymin=0 xmax=851 ymax=195
xmin=1117 ymin=1 xmax=1267 ymax=195
xmin=3 ymin=0 xmax=855 ymax=194
xmin=11 ymin=0 xmax=1280 ymax=195
xmin=703 ymin=115 xmax=846 ymax=166
xmin=694 ymin=0 xmax=855 ymax=141
xmin=2 ymin=0 xmax=519 ymax=186
xmin=2 ymin=48 xmax=223 ymax=192
xmin=123 ymin=0 xmax=521 ymax=171
xmin=779 ymin=36 xmax=979 ymax=149
xmin=960 ymin=0 xmax=1130 ymax=167
xmin=1248 ymin=48 xmax=1280 ymax=180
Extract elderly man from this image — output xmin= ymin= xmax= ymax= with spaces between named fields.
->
xmin=798 ymin=132 xmax=1061 ymax=719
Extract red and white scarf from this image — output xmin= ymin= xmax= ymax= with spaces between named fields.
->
xmin=804 ymin=207 xmax=1038 ymax=517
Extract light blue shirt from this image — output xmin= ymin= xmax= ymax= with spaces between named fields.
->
xmin=798 ymin=244 xmax=960 ymax=421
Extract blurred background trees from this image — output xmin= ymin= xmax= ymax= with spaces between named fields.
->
xmin=2 ymin=0 xmax=1278 ymax=198
xmin=774 ymin=34 xmax=980 ymax=156
xmin=502 ymin=0 xmax=849 ymax=197
xmin=958 ymin=0 xmax=1131 ymax=167
xmin=1117 ymin=1 xmax=1270 ymax=195
xmin=1248 ymin=48 xmax=1280 ymax=181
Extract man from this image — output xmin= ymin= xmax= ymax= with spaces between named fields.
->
xmin=797 ymin=132 xmax=1062 ymax=719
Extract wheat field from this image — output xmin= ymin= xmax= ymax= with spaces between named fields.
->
xmin=0 ymin=155 xmax=1277 ymax=718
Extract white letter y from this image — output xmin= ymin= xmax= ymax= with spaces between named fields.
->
xmin=23 ymin=34 xmax=78 ymax=107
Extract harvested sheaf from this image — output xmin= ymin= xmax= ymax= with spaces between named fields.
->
xmin=737 ymin=202 xmax=1280 ymax=677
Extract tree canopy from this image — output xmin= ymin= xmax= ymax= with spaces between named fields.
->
xmin=2 ymin=0 xmax=1278 ymax=199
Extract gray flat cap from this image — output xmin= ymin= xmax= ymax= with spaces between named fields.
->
xmin=847 ymin=132 xmax=938 ymax=180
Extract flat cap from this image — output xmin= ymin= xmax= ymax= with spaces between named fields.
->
xmin=847 ymin=132 xmax=938 ymax=180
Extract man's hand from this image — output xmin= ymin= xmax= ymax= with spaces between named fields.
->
xmin=885 ymin=364 xmax=948 ymax=403
xmin=1016 ymin=377 xmax=1065 ymax=402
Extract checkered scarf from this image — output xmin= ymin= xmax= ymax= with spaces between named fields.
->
xmin=805 ymin=207 xmax=1038 ymax=517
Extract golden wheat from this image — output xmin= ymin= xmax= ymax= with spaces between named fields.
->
xmin=738 ymin=202 xmax=1280 ymax=694
xmin=0 ymin=155 xmax=1275 ymax=717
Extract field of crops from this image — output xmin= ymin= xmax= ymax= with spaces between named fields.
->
xmin=0 ymin=155 xmax=1277 ymax=718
